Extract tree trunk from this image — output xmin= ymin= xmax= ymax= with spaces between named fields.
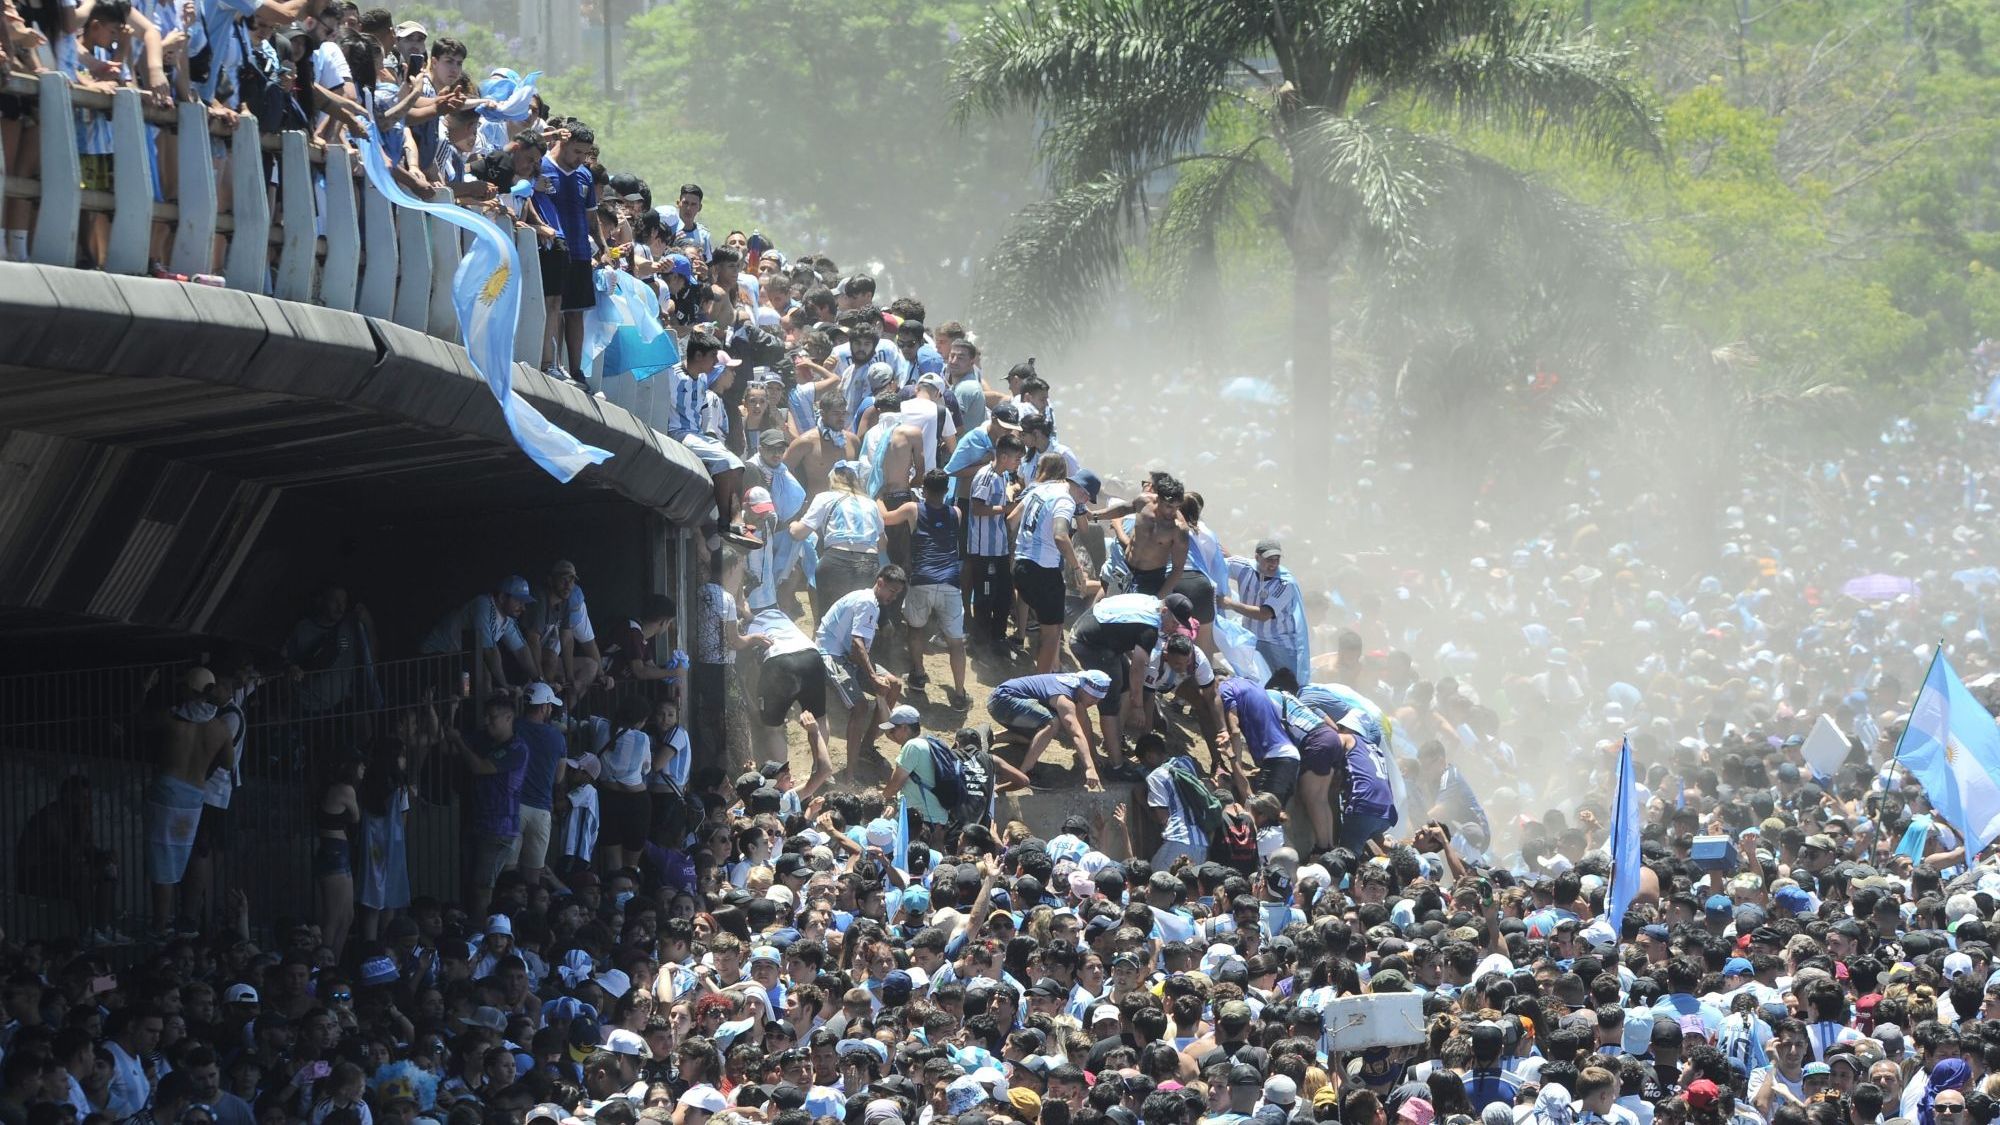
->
xmin=1290 ymin=255 xmax=1334 ymax=494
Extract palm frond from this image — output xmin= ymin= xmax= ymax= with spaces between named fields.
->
xmin=1290 ymin=111 xmax=1435 ymax=260
xmin=1036 ymin=81 xmax=1239 ymax=187
xmin=1402 ymin=12 xmax=1662 ymax=162
xmin=949 ymin=0 xmax=1246 ymax=123
xmin=1310 ymin=0 xmax=1514 ymax=86
xmin=970 ymin=170 xmax=1152 ymax=348
xmin=1148 ymin=140 xmax=1280 ymax=296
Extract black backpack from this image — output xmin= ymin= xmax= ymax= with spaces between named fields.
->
xmin=1211 ymin=806 xmax=1259 ymax=873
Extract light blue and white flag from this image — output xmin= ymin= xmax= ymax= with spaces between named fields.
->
xmin=584 ymin=269 xmax=679 ymax=381
xmin=1607 ymin=737 xmax=1642 ymax=933
xmin=1895 ymin=646 xmax=2000 ymax=855
xmin=354 ymin=124 xmax=612 ymax=483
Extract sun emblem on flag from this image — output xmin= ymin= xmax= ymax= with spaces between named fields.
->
xmin=1947 ymin=734 xmax=1964 ymax=765
xmin=478 ymin=263 xmax=511 ymax=305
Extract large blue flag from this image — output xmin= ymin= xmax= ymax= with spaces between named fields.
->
xmin=1606 ymin=737 xmax=1642 ymax=933
xmin=583 ymin=268 xmax=679 ymax=382
xmin=353 ymin=126 xmax=612 ymax=483
xmin=1895 ymin=647 xmax=2000 ymax=855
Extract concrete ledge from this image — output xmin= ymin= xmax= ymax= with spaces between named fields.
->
xmin=0 ymin=263 xmax=711 ymax=521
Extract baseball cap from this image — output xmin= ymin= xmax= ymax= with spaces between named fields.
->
xmin=1163 ymin=592 xmax=1197 ymax=625
xmin=1804 ymin=833 xmax=1837 ymax=851
xmin=392 ymin=20 xmax=426 ymax=37
xmin=1227 ymin=1064 xmax=1263 ymax=1088
xmin=916 ymin=372 xmax=948 ymax=394
xmin=665 ymin=253 xmax=695 ymax=280
xmin=486 ymin=914 xmax=513 ymax=936
xmin=1077 ymin=670 xmax=1112 ymax=698
xmin=605 ymin=1028 xmax=653 ymax=1058
xmin=1704 ymin=894 xmax=1734 ymax=921
xmin=500 ymin=575 xmax=532 ymax=600
xmin=1723 ymin=958 xmax=1753 ymax=976
xmin=745 ymin=486 xmax=776 ymax=515
xmin=524 ymin=682 xmax=560 ymax=706
xmin=1263 ymin=1076 xmax=1297 ymax=1107
xmin=184 ymin=666 xmax=216 ymax=693
xmin=715 ymin=349 xmax=742 ymax=368
xmin=525 ymin=1106 xmax=565 ymax=1125
xmin=679 ymin=1086 xmax=728 ymax=1114
xmin=1254 ymin=538 xmax=1282 ymax=559
xmin=880 ymin=704 xmax=922 ymax=731
xmin=1091 ymin=1004 xmax=1121 ymax=1026
xmin=990 ymin=403 xmax=1023 ymax=429
xmin=1774 ymin=886 xmax=1812 ymax=913
xmin=224 ymin=984 xmax=259 ymax=1004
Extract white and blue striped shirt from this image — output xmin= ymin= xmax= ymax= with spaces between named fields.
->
xmin=966 ymin=466 xmax=1012 ymax=557
xmin=1227 ymin=558 xmax=1303 ymax=643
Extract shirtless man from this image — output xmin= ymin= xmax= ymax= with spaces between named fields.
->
xmin=149 ymin=667 xmax=230 ymax=937
xmin=1116 ymin=473 xmax=1190 ymax=597
xmin=783 ymin=391 xmax=856 ymax=498
xmin=860 ymin=399 xmax=927 ymax=571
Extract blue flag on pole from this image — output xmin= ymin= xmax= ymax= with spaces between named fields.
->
xmin=353 ymin=125 xmax=612 ymax=483
xmin=1606 ymin=737 xmax=1642 ymax=933
xmin=1894 ymin=647 xmax=2000 ymax=855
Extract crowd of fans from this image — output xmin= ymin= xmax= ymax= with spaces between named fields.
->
xmin=17 ymin=9 xmax=2000 ymax=1125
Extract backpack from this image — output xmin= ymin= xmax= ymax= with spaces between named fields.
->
xmin=1211 ymin=806 xmax=1259 ymax=873
xmin=1166 ymin=761 xmax=1226 ymax=837
xmin=651 ymin=773 xmax=706 ymax=849
xmin=916 ymin=735 xmax=993 ymax=831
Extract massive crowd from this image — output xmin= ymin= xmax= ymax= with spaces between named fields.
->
xmin=13 ymin=7 xmax=2000 ymax=1125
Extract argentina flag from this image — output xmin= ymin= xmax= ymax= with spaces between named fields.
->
xmin=1895 ymin=647 xmax=2000 ymax=854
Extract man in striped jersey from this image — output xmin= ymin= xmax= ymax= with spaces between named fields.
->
xmin=1222 ymin=539 xmax=1307 ymax=682
xmin=664 ymin=331 xmax=760 ymax=550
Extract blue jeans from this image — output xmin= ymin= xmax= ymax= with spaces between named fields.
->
xmin=1153 ymin=839 xmax=1205 ymax=868
xmin=1338 ymin=810 xmax=1396 ymax=850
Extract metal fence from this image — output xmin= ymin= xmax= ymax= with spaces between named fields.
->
xmin=0 ymin=652 xmax=473 ymax=944
xmin=0 ymin=72 xmax=547 ymax=356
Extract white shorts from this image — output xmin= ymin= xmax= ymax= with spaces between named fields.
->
xmin=903 ymin=582 xmax=965 ymax=640
xmin=517 ymin=806 xmax=553 ymax=872
xmin=677 ymin=432 xmax=744 ymax=475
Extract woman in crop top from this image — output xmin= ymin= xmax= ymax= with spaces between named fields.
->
xmin=315 ymin=755 xmax=362 ymax=960
xmin=597 ymin=696 xmax=654 ymax=870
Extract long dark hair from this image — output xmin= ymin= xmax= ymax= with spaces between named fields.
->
xmin=358 ymin=735 xmax=408 ymax=817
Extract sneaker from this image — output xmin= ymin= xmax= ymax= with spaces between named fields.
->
xmin=1105 ymin=762 xmax=1146 ymax=783
xmin=721 ymin=522 xmax=764 ymax=550
xmin=906 ymin=671 xmax=930 ymax=691
xmin=944 ymin=687 xmax=971 ymax=709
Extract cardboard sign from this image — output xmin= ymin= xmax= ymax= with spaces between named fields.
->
xmin=1801 ymin=713 xmax=1851 ymax=779
xmin=1320 ymin=991 xmax=1427 ymax=1052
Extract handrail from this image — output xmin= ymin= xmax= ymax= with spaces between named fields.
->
xmin=0 ymin=72 xmax=544 ymax=345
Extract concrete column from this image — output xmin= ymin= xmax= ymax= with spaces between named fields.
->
xmin=224 ymin=117 xmax=270 ymax=292
xmin=168 ymin=101 xmax=216 ymax=277
xmin=105 ymin=89 xmax=151 ymax=275
xmin=30 ymin=75 xmax=80 ymax=267
xmin=275 ymin=132 xmax=317 ymax=301
xmin=391 ymin=200 xmax=431 ymax=330
xmin=357 ymin=174 xmax=398 ymax=318
xmin=514 ymin=225 xmax=544 ymax=364
xmin=425 ymin=188 xmax=459 ymax=339
xmin=321 ymin=147 xmax=361 ymax=311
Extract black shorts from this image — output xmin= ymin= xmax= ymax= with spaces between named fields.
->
xmin=1012 ymin=559 xmax=1066 ymax=626
xmin=1174 ymin=571 xmax=1217 ymax=623
xmin=599 ymin=788 xmax=650 ymax=851
xmin=759 ymin=648 xmax=827 ymax=725
xmin=0 ymin=93 xmax=27 ymax=121
xmin=1131 ymin=565 xmax=1169 ymax=596
xmin=540 ymin=248 xmax=597 ymax=311
xmin=1072 ymin=640 xmax=1126 ymax=715
xmin=193 ymin=803 xmax=229 ymax=858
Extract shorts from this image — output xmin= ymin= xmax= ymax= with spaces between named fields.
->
xmin=904 ymin=583 xmax=965 ymax=641
xmin=825 ymin=654 xmax=873 ymax=711
xmin=1299 ymin=725 xmax=1342 ymax=775
xmin=0 ymin=92 xmax=28 ymax=122
xmin=193 ymin=803 xmax=230 ymax=858
xmin=468 ymin=832 xmax=521 ymax=888
xmin=759 ymin=648 xmax=827 ymax=725
xmin=598 ymin=789 xmax=650 ymax=852
xmin=1258 ymin=756 xmax=1301 ymax=806
xmin=1011 ymin=559 xmax=1066 ymax=626
xmin=678 ymin=431 xmax=745 ymax=475
xmin=80 ymin=153 xmax=113 ymax=193
xmin=540 ymin=248 xmax=596 ymax=311
xmin=988 ymin=693 xmax=1055 ymax=735
xmin=883 ymin=490 xmax=916 ymax=567
xmin=1173 ymin=572 xmax=1217 ymax=623
xmin=518 ymin=806 xmax=553 ymax=871
xmin=313 ymin=836 xmax=351 ymax=879
xmin=1131 ymin=565 xmax=1169 ymax=596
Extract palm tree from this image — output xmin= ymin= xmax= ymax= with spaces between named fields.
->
xmin=951 ymin=0 xmax=1661 ymax=483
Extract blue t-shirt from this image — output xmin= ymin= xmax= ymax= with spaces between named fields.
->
xmin=1219 ymin=677 xmax=1292 ymax=762
xmin=910 ymin=502 xmax=961 ymax=586
xmin=515 ymin=718 xmax=567 ymax=812
xmin=992 ymin=673 xmax=1084 ymax=704
xmin=470 ymin=733 xmax=529 ymax=837
xmin=1343 ymin=734 xmax=1397 ymax=819
xmin=538 ymin=157 xmax=596 ymax=261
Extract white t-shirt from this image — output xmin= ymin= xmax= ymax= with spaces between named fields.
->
xmin=1012 ymin=481 xmax=1075 ymax=568
xmin=898 ymin=395 xmax=956 ymax=474
xmin=746 ymin=609 xmax=815 ymax=658
xmin=105 ymin=1041 xmax=157 ymax=1120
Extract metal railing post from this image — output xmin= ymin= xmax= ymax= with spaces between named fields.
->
xmin=514 ymin=225 xmax=544 ymax=364
xmin=357 ymin=175 xmax=398 ymax=318
xmin=30 ymin=74 xmax=80 ymax=267
xmin=391 ymin=197 xmax=432 ymax=330
xmin=169 ymin=101 xmax=217 ymax=277
xmin=426 ymin=188 xmax=460 ymax=339
xmin=225 ymin=116 xmax=270 ymax=292
xmin=105 ymin=88 xmax=151 ymax=275
xmin=322 ymin=147 xmax=361 ymax=311
xmin=275 ymin=132 xmax=318 ymax=302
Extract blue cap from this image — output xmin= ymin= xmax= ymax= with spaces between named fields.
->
xmin=1724 ymin=957 xmax=1754 ymax=975
xmin=665 ymin=253 xmax=694 ymax=280
xmin=1774 ymin=886 xmax=1812 ymax=913
xmin=501 ymin=574 xmax=531 ymax=600
xmin=1069 ymin=468 xmax=1102 ymax=501
xmin=1640 ymin=924 xmax=1670 ymax=941
xmin=1704 ymin=894 xmax=1733 ymax=919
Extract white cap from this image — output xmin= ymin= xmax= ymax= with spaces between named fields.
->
xmin=1090 ymin=1004 xmax=1121 ymax=1026
xmin=679 ymin=1085 xmax=727 ymax=1114
xmin=594 ymin=969 xmax=632 ymax=999
xmin=486 ymin=914 xmax=513 ymax=936
xmin=224 ymin=983 xmax=259 ymax=1004
xmin=604 ymin=1028 xmax=652 ymax=1058
xmin=524 ymin=682 xmax=560 ymax=706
